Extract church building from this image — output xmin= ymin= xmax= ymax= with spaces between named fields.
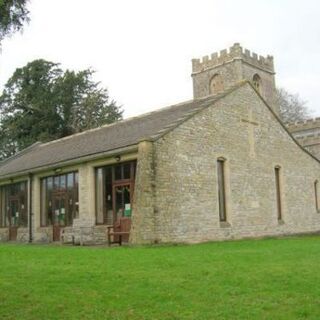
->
xmin=1 ymin=43 xmax=320 ymax=244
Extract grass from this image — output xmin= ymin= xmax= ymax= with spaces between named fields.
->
xmin=1 ymin=237 xmax=320 ymax=319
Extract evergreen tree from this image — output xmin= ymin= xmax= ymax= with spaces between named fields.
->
xmin=0 ymin=0 xmax=30 ymax=43
xmin=0 ymin=59 xmax=122 ymax=159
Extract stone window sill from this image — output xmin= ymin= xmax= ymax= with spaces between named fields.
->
xmin=278 ymin=219 xmax=285 ymax=225
xmin=220 ymin=221 xmax=231 ymax=228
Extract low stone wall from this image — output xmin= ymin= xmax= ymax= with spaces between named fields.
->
xmin=0 ymin=228 xmax=8 ymax=241
xmin=0 ymin=227 xmax=28 ymax=242
xmin=34 ymin=227 xmax=52 ymax=243
xmin=0 ymin=222 xmax=109 ymax=245
xmin=17 ymin=228 xmax=29 ymax=242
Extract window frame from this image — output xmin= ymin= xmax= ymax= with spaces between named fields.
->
xmin=0 ymin=181 xmax=28 ymax=228
xmin=314 ymin=180 xmax=320 ymax=213
xmin=95 ymin=161 xmax=137 ymax=225
xmin=274 ymin=166 xmax=283 ymax=221
xmin=252 ymin=73 xmax=262 ymax=93
xmin=40 ymin=171 xmax=79 ymax=227
xmin=210 ymin=74 xmax=224 ymax=94
xmin=217 ymin=158 xmax=227 ymax=222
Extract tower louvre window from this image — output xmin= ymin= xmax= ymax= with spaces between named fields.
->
xmin=210 ymin=74 xmax=224 ymax=94
xmin=252 ymin=74 xmax=262 ymax=93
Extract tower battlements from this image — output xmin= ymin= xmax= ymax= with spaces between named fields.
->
xmin=192 ymin=43 xmax=274 ymax=74
xmin=287 ymin=118 xmax=320 ymax=150
xmin=286 ymin=118 xmax=320 ymax=133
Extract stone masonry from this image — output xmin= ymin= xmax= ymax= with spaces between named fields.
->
xmin=287 ymin=118 xmax=320 ymax=160
xmin=192 ymin=43 xmax=278 ymax=114
xmin=132 ymin=83 xmax=320 ymax=243
xmin=1 ymin=44 xmax=320 ymax=245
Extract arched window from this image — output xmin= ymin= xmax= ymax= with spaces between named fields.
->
xmin=252 ymin=74 xmax=262 ymax=93
xmin=274 ymin=166 xmax=282 ymax=221
xmin=217 ymin=157 xmax=227 ymax=222
xmin=210 ymin=74 xmax=224 ymax=94
xmin=314 ymin=180 xmax=320 ymax=213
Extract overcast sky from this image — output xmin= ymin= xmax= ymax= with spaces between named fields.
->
xmin=0 ymin=0 xmax=320 ymax=118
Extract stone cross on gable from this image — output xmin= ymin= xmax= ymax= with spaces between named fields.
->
xmin=241 ymin=109 xmax=259 ymax=158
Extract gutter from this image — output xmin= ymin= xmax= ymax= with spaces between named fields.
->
xmin=0 ymin=144 xmax=139 ymax=181
xmin=28 ymin=173 xmax=33 ymax=243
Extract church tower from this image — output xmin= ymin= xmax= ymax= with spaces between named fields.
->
xmin=191 ymin=43 xmax=279 ymax=114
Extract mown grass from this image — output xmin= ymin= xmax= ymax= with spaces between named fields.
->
xmin=1 ymin=236 xmax=320 ymax=319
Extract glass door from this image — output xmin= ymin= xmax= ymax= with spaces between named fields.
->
xmin=113 ymin=183 xmax=132 ymax=222
xmin=53 ymin=196 xmax=67 ymax=227
xmin=8 ymin=199 xmax=19 ymax=240
xmin=52 ymin=194 xmax=67 ymax=241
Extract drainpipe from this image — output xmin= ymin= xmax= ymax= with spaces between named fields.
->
xmin=28 ymin=173 xmax=33 ymax=243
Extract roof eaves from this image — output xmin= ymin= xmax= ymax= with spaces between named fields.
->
xmin=0 ymin=143 xmax=139 ymax=180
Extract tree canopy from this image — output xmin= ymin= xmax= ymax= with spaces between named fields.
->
xmin=0 ymin=0 xmax=29 ymax=42
xmin=0 ymin=59 xmax=123 ymax=159
xmin=276 ymin=87 xmax=311 ymax=124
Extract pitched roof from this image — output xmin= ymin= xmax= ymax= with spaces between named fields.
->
xmin=0 ymin=84 xmax=244 ymax=179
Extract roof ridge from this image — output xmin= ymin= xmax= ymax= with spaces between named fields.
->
xmin=39 ymin=99 xmax=199 ymax=148
xmin=36 ymin=84 xmax=247 ymax=149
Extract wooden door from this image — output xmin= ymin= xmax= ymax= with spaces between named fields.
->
xmin=112 ymin=183 xmax=132 ymax=242
xmin=8 ymin=199 xmax=20 ymax=241
xmin=52 ymin=194 xmax=67 ymax=241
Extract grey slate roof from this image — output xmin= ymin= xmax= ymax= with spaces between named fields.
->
xmin=0 ymin=84 xmax=243 ymax=178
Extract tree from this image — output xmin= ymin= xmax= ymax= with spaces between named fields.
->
xmin=0 ymin=0 xmax=30 ymax=43
xmin=0 ymin=59 xmax=122 ymax=159
xmin=276 ymin=87 xmax=311 ymax=124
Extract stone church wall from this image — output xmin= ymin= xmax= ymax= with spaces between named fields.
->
xmin=149 ymin=83 xmax=320 ymax=243
xmin=287 ymin=119 xmax=320 ymax=161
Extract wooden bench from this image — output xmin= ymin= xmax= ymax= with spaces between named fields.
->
xmin=107 ymin=217 xmax=131 ymax=246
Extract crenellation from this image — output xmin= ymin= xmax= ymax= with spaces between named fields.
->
xmin=220 ymin=49 xmax=228 ymax=57
xmin=288 ymin=117 xmax=320 ymax=159
xmin=211 ymin=52 xmax=218 ymax=60
xmin=259 ymin=56 xmax=265 ymax=64
xmin=202 ymin=55 xmax=209 ymax=63
xmin=192 ymin=43 xmax=275 ymax=74
xmin=229 ymin=42 xmax=243 ymax=55
xmin=244 ymin=49 xmax=251 ymax=57
xmin=287 ymin=117 xmax=320 ymax=132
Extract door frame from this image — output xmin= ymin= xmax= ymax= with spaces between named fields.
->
xmin=8 ymin=197 xmax=20 ymax=241
xmin=51 ymin=191 xmax=68 ymax=241
xmin=112 ymin=181 xmax=134 ymax=223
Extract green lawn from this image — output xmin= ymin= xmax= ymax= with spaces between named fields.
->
xmin=1 ymin=237 xmax=320 ymax=320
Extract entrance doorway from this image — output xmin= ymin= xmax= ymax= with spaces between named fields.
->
xmin=0 ymin=181 xmax=28 ymax=240
xmin=112 ymin=183 xmax=133 ymax=243
xmin=52 ymin=194 xmax=67 ymax=241
xmin=40 ymin=172 xmax=79 ymax=241
xmin=95 ymin=161 xmax=136 ymax=243
xmin=113 ymin=183 xmax=133 ymax=221
xmin=8 ymin=198 xmax=19 ymax=241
